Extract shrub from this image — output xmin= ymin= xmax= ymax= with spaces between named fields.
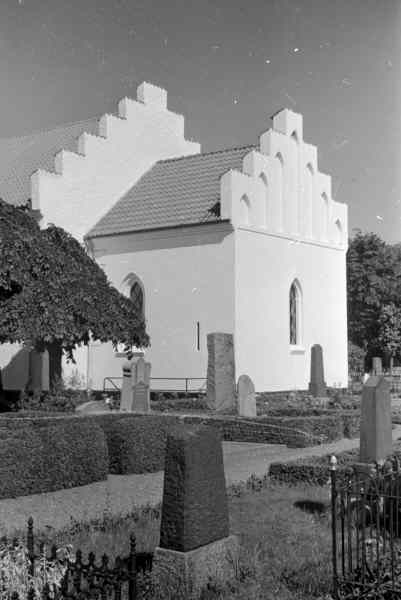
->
xmin=92 ymin=413 xmax=182 ymax=474
xmin=348 ymin=341 xmax=366 ymax=380
xmin=17 ymin=384 xmax=90 ymax=413
xmin=0 ymin=415 xmax=108 ymax=497
xmin=0 ymin=538 xmax=71 ymax=597
xmin=151 ymin=396 xmax=209 ymax=412
xmin=265 ymin=415 xmax=343 ymax=443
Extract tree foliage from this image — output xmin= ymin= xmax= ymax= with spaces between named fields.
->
xmin=0 ymin=200 xmax=149 ymax=381
xmin=347 ymin=229 xmax=401 ymax=365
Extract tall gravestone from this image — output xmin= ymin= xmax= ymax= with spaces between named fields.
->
xmin=206 ymin=333 xmax=236 ymax=413
xmin=360 ymin=376 xmax=392 ymax=464
xmin=132 ymin=357 xmax=151 ymax=412
xmin=153 ymin=425 xmax=239 ymax=599
xmin=308 ymin=344 xmax=327 ymax=397
xmin=237 ymin=374 xmax=257 ymax=417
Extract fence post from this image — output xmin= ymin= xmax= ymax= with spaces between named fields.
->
xmin=128 ymin=533 xmax=137 ymax=600
xmin=27 ymin=517 xmax=34 ymax=578
xmin=330 ymin=456 xmax=339 ymax=600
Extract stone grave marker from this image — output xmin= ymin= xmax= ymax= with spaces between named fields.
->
xmin=206 ymin=332 xmax=236 ymax=413
xmin=153 ymin=425 xmax=239 ymax=599
xmin=120 ymin=356 xmax=134 ymax=412
xmin=308 ymin=344 xmax=327 ymax=398
xmin=132 ymin=357 xmax=151 ymax=412
xmin=360 ymin=375 xmax=392 ymax=464
xmin=237 ymin=374 xmax=256 ymax=417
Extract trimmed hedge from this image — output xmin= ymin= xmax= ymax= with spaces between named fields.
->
xmin=176 ymin=414 xmax=323 ymax=447
xmin=269 ymin=443 xmax=401 ymax=487
xmin=0 ymin=415 xmax=108 ymax=498
xmin=91 ymin=413 xmax=182 ymax=474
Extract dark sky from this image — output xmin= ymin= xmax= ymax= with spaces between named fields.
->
xmin=1 ymin=0 xmax=400 ymax=242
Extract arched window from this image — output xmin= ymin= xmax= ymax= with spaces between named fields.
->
xmin=259 ymin=172 xmax=268 ymax=227
xmin=334 ymin=219 xmax=343 ymax=245
xmin=321 ymin=192 xmax=329 ymax=240
xmin=130 ymin=280 xmax=144 ymax=319
xmin=289 ymin=280 xmax=302 ymax=345
xmin=303 ymin=164 xmax=313 ymax=238
xmin=276 ymin=153 xmax=284 ymax=231
xmin=240 ymin=194 xmax=251 ymax=225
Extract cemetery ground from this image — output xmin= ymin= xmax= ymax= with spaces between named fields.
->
xmin=2 ymin=385 xmax=401 ymax=598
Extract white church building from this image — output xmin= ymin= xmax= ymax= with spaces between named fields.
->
xmin=0 ymin=82 xmax=348 ymax=393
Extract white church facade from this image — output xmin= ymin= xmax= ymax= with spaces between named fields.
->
xmin=0 ymin=82 xmax=348 ymax=393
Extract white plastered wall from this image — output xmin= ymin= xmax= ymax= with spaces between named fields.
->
xmin=31 ymin=82 xmax=200 ymax=242
xmin=220 ymin=107 xmax=348 ymax=391
xmin=87 ymin=223 xmax=235 ymax=391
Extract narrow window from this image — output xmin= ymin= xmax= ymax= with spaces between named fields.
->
xmin=289 ymin=284 xmax=297 ymax=344
xmin=289 ymin=280 xmax=302 ymax=345
xmin=130 ymin=281 xmax=144 ymax=319
xmin=196 ymin=321 xmax=200 ymax=351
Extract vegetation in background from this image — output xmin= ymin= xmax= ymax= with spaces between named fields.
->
xmin=347 ymin=230 xmax=401 ymax=369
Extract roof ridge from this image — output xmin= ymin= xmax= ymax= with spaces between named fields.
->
xmin=158 ymin=144 xmax=257 ymax=164
xmin=0 ymin=116 xmax=101 ymax=142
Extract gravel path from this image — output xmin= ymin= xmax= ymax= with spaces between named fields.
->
xmin=2 ymin=425 xmax=401 ymax=536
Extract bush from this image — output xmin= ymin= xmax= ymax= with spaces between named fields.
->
xmin=348 ymin=341 xmax=366 ymax=380
xmin=0 ymin=415 xmax=108 ymax=498
xmin=17 ymin=385 xmax=90 ymax=413
xmin=92 ymin=413 xmax=182 ymax=474
xmin=151 ymin=396 xmax=209 ymax=412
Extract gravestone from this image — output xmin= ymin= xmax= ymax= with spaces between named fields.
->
xmin=153 ymin=425 xmax=239 ymax=599
xmin=132 ymin=357 xmax=151 ymax=412
xmin=308 ymin=344 xmax=327 ymax=398
xmin=120 ymin=356 xmax=134 ymax=412
xmin=360 ymin=376 xmax=392 ymax=464
xmin=237 ymin=374 xmax=257 ymax=417
xmin=372 ymin=357 xmax=383 ymax=376
xmin=206 ymin=333 xmax=236 ymax=413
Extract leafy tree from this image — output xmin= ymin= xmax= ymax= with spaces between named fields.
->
xmin=0 ymin=200 xmax=149 ymax=386
xmin=377 ymin=303 xmax=401 ymax=369
xmin=347 ymin=229 xmax=401 ymax=367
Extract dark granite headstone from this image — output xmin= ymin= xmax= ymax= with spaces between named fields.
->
xmin=360 ymin=376 xmax=392 ymax=464
xmin=206 ymin=332 xmax=236 ymax=412
xmin=159 ymin=425 xmax=229 ymax=552
xmin=308 ymin=344 xmax=327 ymax=397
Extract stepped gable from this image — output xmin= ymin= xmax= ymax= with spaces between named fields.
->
xmin=0 ymin=118 xmax=99 ymax=206
xmin=86 ymin=144 xmax=255 ymax=239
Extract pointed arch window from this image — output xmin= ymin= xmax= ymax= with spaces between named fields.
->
xmin=130 ymin=280 xmax=144 ymax=319
xmin=289 ymin=280 xmax=302 ymax=345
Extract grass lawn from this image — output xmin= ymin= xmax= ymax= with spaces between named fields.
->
xmin=33 ymin=480 xmax=334 ymax=600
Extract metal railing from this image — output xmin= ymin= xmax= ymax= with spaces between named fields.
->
xmin=330 ymin=456 xmax=401 ymax=599
xmin=103 ymin=377 xmax=206 ymax=394
xmin=2 ymin=517 xmax=152 ymax=599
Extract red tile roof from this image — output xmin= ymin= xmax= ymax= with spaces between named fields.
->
xmin=86 ymin=145 xmax=255 ymax=239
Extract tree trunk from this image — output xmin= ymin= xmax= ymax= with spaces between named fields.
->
xmin=47 ymin=341 xmax=63 ymax=390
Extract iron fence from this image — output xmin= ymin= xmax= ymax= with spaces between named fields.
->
xmin=1 ymin=517 xmax=152 ymax=599
xmin=330 ymin=456 xmax=401 ymax=599
xmin=103 ymin=376 xmax=206 ymax=394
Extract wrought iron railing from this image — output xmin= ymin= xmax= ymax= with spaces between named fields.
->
xmin=1 ymin=517 xmax=152 ymax=599
xmin=330 ymin=455 xmax=401 ymax=599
